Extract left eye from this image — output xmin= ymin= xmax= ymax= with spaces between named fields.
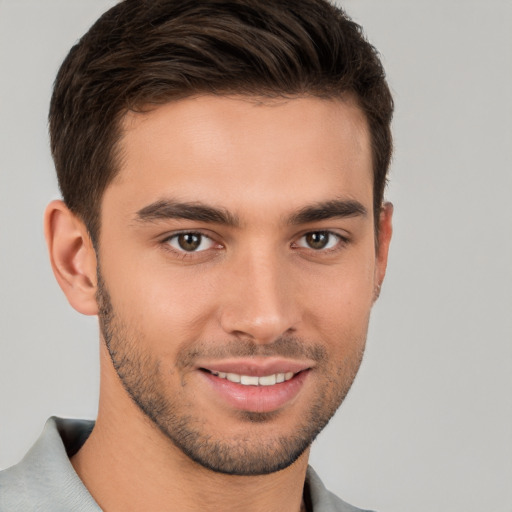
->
xmin=296 ymin=231 xmax=340 ymax=250
xmin=166 ymin=232 xmax=216 ymax=252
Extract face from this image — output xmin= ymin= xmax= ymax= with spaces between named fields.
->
xmin=96 ymin=95 xmax=390 ymax=475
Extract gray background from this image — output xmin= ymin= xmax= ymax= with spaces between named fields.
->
xmin=1 ymin=1 xmax=511 ymax=511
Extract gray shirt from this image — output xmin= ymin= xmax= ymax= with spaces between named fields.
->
xmin=0 ymin=417 xmax=374 ymax=512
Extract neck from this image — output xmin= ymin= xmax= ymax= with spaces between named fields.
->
xmin=71 ymin=349 xmax=310 ymax=512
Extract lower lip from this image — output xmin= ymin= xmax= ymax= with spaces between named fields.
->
xmin=201 ymin=370 xmax=309 ymax=413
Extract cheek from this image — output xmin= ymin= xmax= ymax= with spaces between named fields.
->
xmin=304 ymin=259 xmax=375 ymax=316
xmin=300 ymin=256 xmax=376 ymax=344
xmin=106 ymin=259 xmax=220 ymax=344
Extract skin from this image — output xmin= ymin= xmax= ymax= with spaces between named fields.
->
xmin=45 ymin=95 xmax=392 ymax=512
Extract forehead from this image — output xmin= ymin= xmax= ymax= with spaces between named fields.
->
xmin=107 ymin=95 xmax=373 ymax=219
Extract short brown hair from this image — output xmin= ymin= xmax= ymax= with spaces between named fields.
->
xmin=50 ymin=0 xmax=393 ymax=243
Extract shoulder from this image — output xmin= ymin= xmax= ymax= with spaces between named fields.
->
xmin=0 ymin=417 xmax=100 ymax=512
xmin=0 ymin=458 xmax=31 ymax=511
xmin=306 ymin=466 xmax=377 ymax=512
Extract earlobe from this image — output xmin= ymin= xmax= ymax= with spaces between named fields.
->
xmin=44 ymin=200 xmax=99 ymax=316
xmin=374 ymin=202 xmax=393 ymax=301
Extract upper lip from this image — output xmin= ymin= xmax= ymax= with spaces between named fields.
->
xmin=196 ymin=357 xmax=313 ymax=377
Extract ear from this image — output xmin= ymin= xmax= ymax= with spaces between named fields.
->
xmin=44 ymin=200 xmax=99 ymax=315
xmin=374 ymin=202 xmax=393 ymax=301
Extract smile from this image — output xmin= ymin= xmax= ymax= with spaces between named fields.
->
xmin=200 ymin=366 xmax=310 ymax=412
xmin=206 ymin=370 xmax=296 ymax=386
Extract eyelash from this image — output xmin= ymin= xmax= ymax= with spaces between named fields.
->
xmin=161 ymin=230 xmax=348 ymax=259
xmin=293 ymin=231 xmax=347 ymax=252
xmin=162 ymin=231 xmax=220 ymax=259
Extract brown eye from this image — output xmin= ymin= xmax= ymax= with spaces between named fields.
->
xmin=178 ymin=233 xmax=201 ymax=251
xmin=167 ymin=232 xmax=215 ymax=252
xmin=297 ymin=231 xmax=340 ymax=250
xmin=305 ymin=232 xmax=329 ymax=249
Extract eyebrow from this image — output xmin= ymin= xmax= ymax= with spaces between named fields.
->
xmin=288 ymin=199 xmax=367 ymax=225
xmin=135 ymin=200 xmax=240 ymax=227
xmin=135 ymin=197 xmax=367 ymax=228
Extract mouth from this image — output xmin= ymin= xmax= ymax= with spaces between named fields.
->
xmin=201 ymin=368 xmax=296 ymax=386
xmin=197 ymin=362 xmax=311 ymax=413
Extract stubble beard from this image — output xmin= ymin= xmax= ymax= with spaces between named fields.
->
xmin=96 ymin=272 xmax=367 ymax=476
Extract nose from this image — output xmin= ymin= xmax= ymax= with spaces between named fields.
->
xmin=218 ymin=249 xmax=300 ymax=344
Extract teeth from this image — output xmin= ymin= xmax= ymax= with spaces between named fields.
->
xmin=258 ymin=374 xmax=276 ymax=386
xmin=240 ymin=375 xmax=259 ymax=385
xmin=211 ymin=370 xmax=296 ymax=386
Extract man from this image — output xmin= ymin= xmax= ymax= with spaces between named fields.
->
xmin=0 ymin=0 xmax=393 ymax=510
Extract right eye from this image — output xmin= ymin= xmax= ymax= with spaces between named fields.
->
xmin=165 ymin=232 xmax=216 ymax=253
